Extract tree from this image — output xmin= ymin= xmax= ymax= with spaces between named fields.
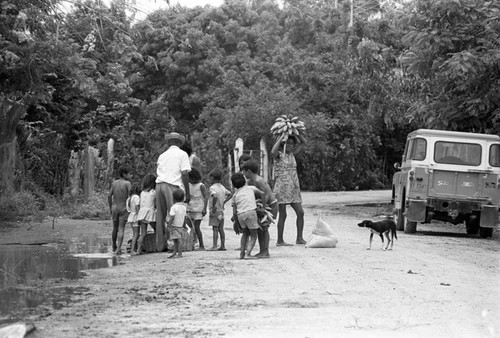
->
xmin=400 ymin=0 xmax=500 ymax=132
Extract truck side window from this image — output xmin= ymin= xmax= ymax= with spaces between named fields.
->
xmin=490 ymin=144 xmax=500 ymax=167
xmin=409 ymin=138 xmax=426 ymax=161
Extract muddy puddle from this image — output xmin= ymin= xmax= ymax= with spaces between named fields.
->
xmin=0 ymin=234 xmax=120 ymax=325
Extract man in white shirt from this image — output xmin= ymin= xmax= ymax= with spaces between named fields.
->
xmin=156 ymin=132 xmax=191 ymax=252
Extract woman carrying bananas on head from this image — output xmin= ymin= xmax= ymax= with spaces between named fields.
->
xmin=270 ymin=115 xmax=307 ymax=246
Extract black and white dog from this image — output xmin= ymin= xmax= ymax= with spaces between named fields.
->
xmin=357 ymin=219 xmax=397 ymax=250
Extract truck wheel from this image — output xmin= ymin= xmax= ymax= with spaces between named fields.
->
xmin=404 ymin=220 xmax=417 ymax=234
xmin=465 ymin=218 xmax=480 ymax=235
xmin=479 ymin=227 xmax=493 ymax=238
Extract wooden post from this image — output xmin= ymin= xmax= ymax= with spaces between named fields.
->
xmin=69 ymin=150 xmax=81 ymax=198
xmin=227 ymin=151 xmax=232 ymax=187
xmin=234 ymin=138 xmax=244 ymax=172
xmin=84 ymin=145 xmax=95 ymax=199
xmin=260 ymin=138 xmax=269 ymax=182
xmin=107 ymin=138 xmax=114 ymax=187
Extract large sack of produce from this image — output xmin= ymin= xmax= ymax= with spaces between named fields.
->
xmin=305 ymin=217 xmax=338 ymax=248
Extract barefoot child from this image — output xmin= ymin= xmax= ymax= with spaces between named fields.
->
xmin=241 ymin=160 xmax=278 ymax=258
xmin=126 ymin=183 xmax=142 ymax=254
xmin=168 ymin=189 xmax=188 ymax=258
xmin=137 ymin=173 xmax=157 ymax=254
xmin=108 ymin=165 xmax=132 ymax=254
xmin=187 ymin=167 xmax=208 ymax=250
xmin=207 ymin=169 xmax=232 ymax=251
xmin=231 ymin=172 xmax=260 ymax=259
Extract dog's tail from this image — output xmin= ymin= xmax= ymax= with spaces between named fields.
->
xmin=393 ymin=228 xmax=398 ymax=240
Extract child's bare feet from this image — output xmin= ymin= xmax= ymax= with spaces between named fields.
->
xmin=296 ymin=239 xmax=307 ymax=245
xmin=239 ymin=252 xmax=245 ymax=259
xmin=276 ymin=241 xmax=293 ymax=247
xmin=207 ymin=247 xmax=217 ymax=251
xmin=168 ymin=253 xmax=177 ymax=258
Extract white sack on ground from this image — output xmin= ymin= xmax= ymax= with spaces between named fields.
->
xmin=305 ymin=217 xmax=338 ymax=248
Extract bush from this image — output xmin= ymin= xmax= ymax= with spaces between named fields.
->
xmin=65 ymin=192 xmax=110 ymax=220
xmin=0 ymin=189 xmax=58 ymax=222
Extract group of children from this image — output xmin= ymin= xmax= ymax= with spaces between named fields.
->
xmin=109 ymin=155 xmax=276 ymax=259
xmin=109 ymin=166 xmax=235 ymax=257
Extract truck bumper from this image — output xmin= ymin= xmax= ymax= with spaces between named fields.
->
xmin=407 ymin=199 xmax=426 ymax=222
xmin=480 ymin=205 xmax=499 ymax=228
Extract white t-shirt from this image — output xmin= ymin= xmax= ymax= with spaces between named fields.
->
xmin=169 ymin=203 xmax=187 ymax=228
xmin=232 ymin=185 xmax=257 ymax=214
xmin=156 ymin=145 xmax=191 ymax=188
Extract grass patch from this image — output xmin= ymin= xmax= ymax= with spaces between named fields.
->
xmin=63 ymin=192 xmax=109 ymax=220
xmin=0 ymin=189 xmax=110 ymax=223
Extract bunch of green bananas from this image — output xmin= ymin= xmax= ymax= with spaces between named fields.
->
xmin=270 ymin=115 xmax=306 ymax=142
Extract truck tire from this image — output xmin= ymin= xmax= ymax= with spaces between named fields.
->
xmin=465 ymin=217 xmax=480 ymax=235
xmin=404 ymin=220 xmax=417 ymax=234
xmin=479 ymin=227 xmax=493 ymax=238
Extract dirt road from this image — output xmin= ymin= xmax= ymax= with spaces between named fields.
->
xmin=3 ymin=191 xmax=500 ymax=337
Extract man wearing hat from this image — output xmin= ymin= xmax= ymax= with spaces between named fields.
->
xmin=155 ymin=132 xmax=191 ymax=252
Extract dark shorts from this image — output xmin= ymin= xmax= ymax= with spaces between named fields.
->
xmin=112 ymin=204 xmax=129 ymax=223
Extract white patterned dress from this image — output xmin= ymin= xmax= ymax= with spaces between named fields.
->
xmin=273 ymin=151 xmax=302 ymax=204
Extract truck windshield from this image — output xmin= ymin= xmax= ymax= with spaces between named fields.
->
xmin=490 ymin=144 xmax=500 ymax=167
xmin=434 ymin=141 xmax=481 ymax=166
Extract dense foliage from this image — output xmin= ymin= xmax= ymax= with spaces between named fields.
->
xmin=1 ymin=0 xmax=499 ymax=207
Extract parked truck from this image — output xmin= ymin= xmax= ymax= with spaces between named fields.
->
xmin=392 ymin=129 xmax=500 ymax=238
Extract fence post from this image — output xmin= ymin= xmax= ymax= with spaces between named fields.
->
xmin=106 ymin=138 xmax=114 ymax=187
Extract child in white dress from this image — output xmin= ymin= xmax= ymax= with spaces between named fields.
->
xmin=137 ymin=173 xmax=157 ymax=255
xmin=187 ymin=167 xmax=208 ymax=250
xmin=126 ymin=183 xmax=141 ymax=254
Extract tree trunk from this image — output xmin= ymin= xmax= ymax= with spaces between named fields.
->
xmin=0 ymin=101 xmax=26 ymax=193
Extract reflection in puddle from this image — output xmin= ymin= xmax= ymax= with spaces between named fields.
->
xmin=0 ymin=234 xmax=119 ymax=324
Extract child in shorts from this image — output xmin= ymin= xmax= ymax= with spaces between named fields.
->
xmin=241 ymin=160 xmax=278 ymax=258
xmin=167 ymin=189 xmax=188 ymax=258
xmin=208 ymin=169 xmax=232 ymax=251
xmin=231 ymin=172 xmax=259 ymax=259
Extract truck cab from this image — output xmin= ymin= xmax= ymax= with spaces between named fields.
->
xmin=392 ymin=129 xmax=500 ymax=237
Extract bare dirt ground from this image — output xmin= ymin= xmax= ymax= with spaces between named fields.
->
xmin=2 ymin=191 xmax=499 ymax=338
